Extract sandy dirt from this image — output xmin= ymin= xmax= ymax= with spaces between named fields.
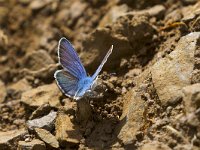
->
xmin=0 ymin=0 xmax=200 ymax=149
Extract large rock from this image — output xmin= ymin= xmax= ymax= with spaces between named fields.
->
xmin=20 ymin=63 xmax=58 ymax=80
xmin=98 ymin=4 xmax=128 ymax=28
xmin=117 ymin=70 xmax=151 ymax=146
xmin=0 ymin=79 xmax=6 ymax=103
xmin=23 ymin=50 xmax=54 ymax=71
xmin=55 ymin=1 xmax=88 ymax=28
xmin=27 ymin=111 xmax=57 ymax=131
xmin=21 ymin=83 xmax=62 ymax=108
xmin=8 ymin=79 xmax=32 ymax=99
xmin=18 ymin=139 xmax=46 ymax=150
xmin=81 ymin=14 xmax=155 ymax=71
xmin=68 ymin=1 xmax=88 ymax=23
xmin=151 ymin=32 xmax=200 ymax=106
xmin=0 ymin=129 xmax=27 ymax=150
xmin=182 ymin=83 xmax=200 ymax=114
xmin=35 ymin=128 xmax=59 ymax=149
xmin=117 ymin=67 xmax=176 ymax=147
xmin=55 ymin=110 xmax=82 ymax=147
xmin=117 ymin=89 xmax=145 ymax=146
xmin=8 ymin=79 xmax=31 ymax=93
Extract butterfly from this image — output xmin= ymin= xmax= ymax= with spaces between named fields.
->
xmin=54 ymin=37 xmax=113 ymax=100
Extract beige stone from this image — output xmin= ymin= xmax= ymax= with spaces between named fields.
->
xmin=0 ymin=129 xmax=27 ymax=150
xmin=117 ymin=88 xmax=145 ymax=145
xmin=21 ymin=83 xmax=62 ymax=108
xmin=182 ymin=83 xmax=200 ymax=114
xmin=35 ymin=128 xmax=59 ymax=149
xmin=151 ymin=32 xmax=200 ymax=106
xmin=8 ymin=78 xmax=31 ymax=93
xmin=55 ymin=110 xmax=82 ymax=146
xmin=27 ymin=111 xmax=57 ymax=131
xmin=23 ymin=50 xmax=54 ymax=71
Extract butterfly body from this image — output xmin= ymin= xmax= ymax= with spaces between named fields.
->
xmin=76 ymin=76 xmax=94 ymax=98
xmin=54 ymin=37 xmax=113 ymax=100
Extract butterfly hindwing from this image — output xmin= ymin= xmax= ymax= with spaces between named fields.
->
xmin=58 ymin=38 xmax=87 ymax=79
xmin=54 ymin=70 xmax=78 ymax=97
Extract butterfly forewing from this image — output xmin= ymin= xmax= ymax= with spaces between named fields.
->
xmin=58 ymin=38 xmax=87 ymax=79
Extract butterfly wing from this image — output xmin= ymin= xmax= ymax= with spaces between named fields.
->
xmin=56 ymin=38 xmax=112 ymax=99
xmin=92 ymin=45 xmax=113 ymax=80
xmin=58 ymin=37 xmax=87 ymax=79
xmin=54 ymin=70 xmax=78 ymax=98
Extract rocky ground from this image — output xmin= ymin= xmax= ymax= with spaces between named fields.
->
xmin=0 ymin=0 xmax=200 ymax=149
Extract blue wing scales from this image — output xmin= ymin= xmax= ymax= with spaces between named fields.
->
xmin=58 ymin=38 xmax=87 ymax=79
xmin=54 ymin=70 xmax=78 ymax=97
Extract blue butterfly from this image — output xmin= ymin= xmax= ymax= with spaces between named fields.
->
xmin=54 ymin=37 xmax=113 ymax=100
